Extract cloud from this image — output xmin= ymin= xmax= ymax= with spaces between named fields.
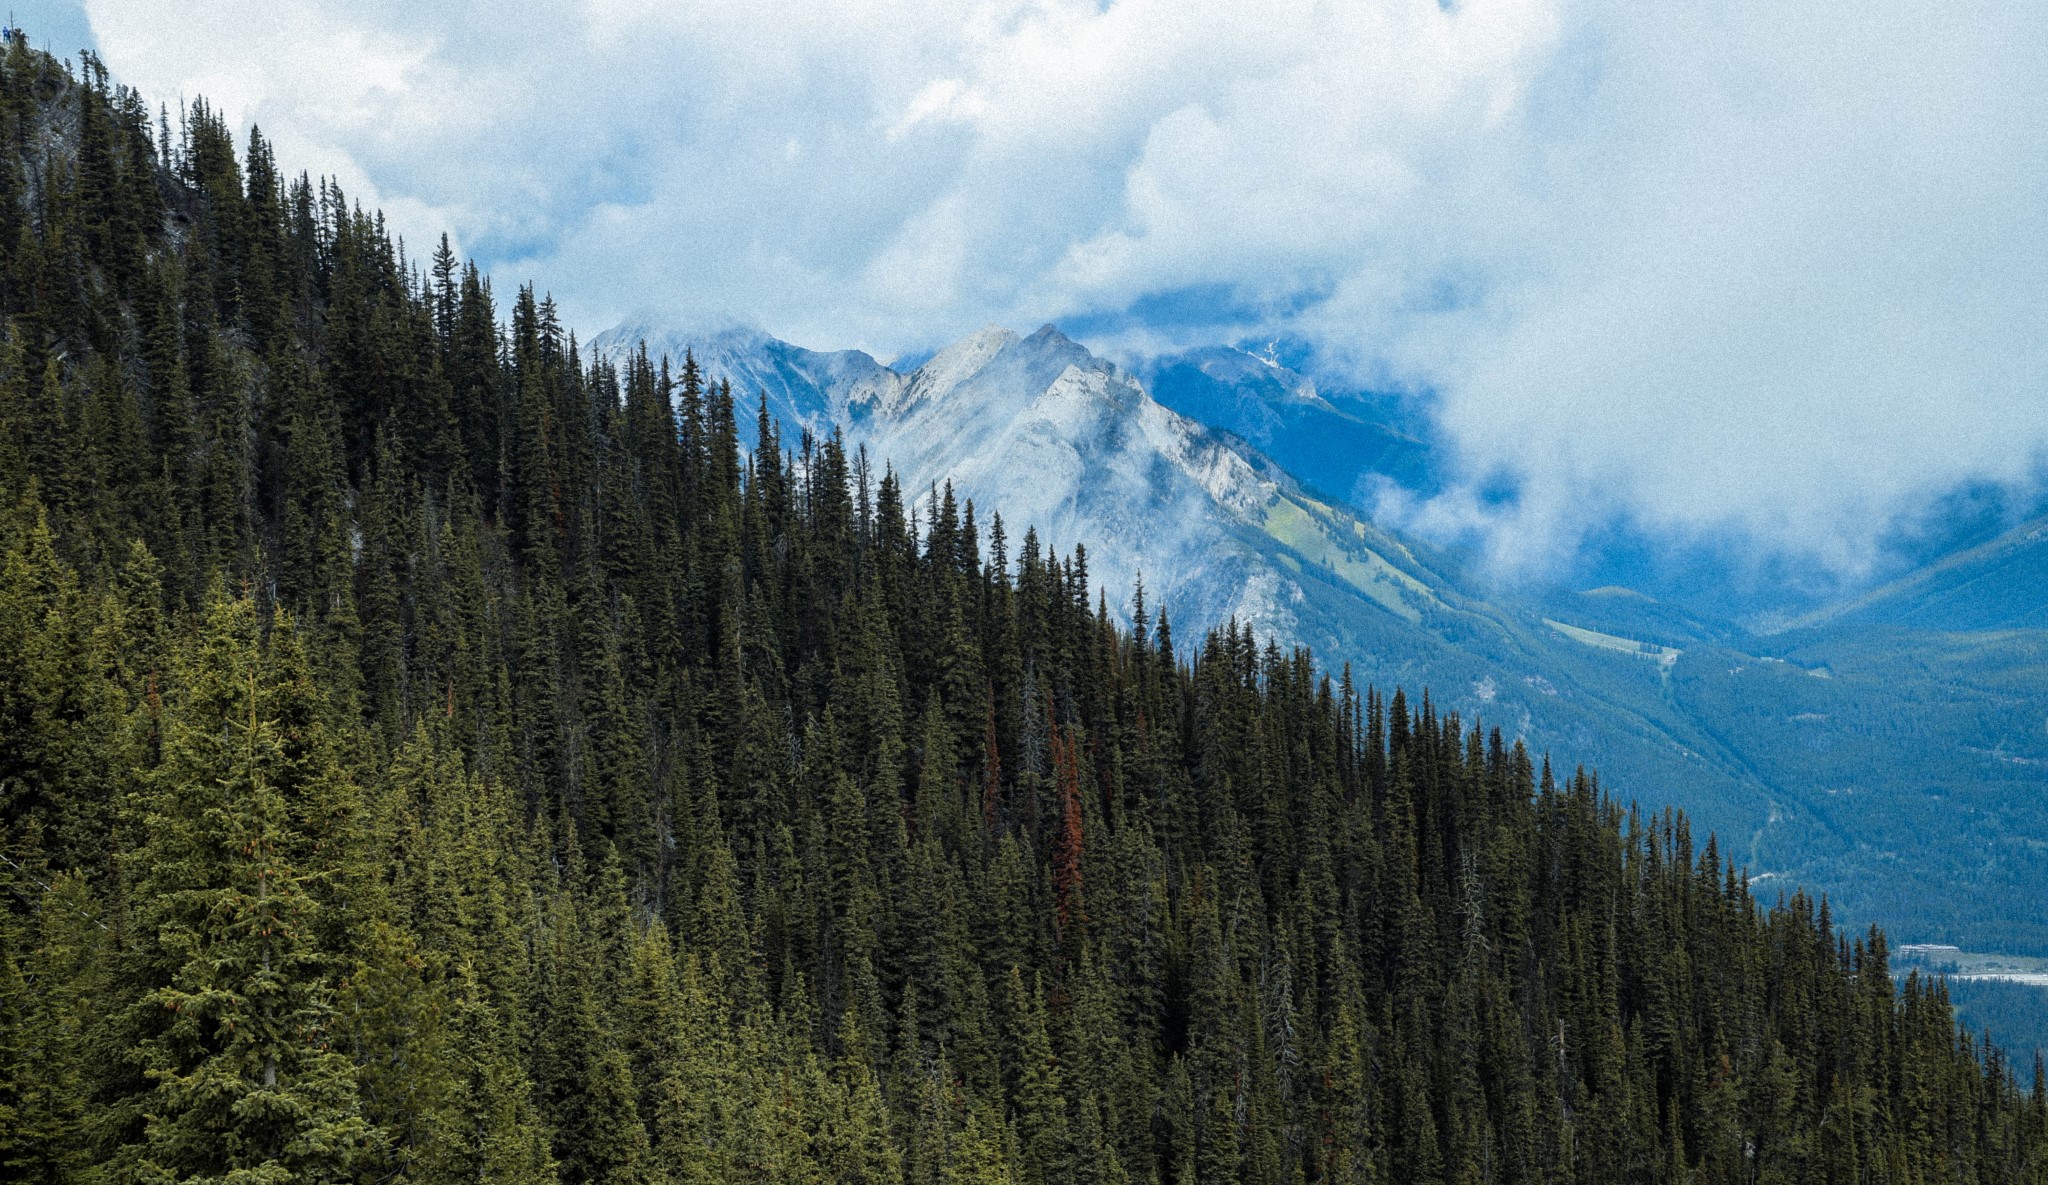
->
xmin=1367 ymin=0 xmax=2048 ymax=578
xmin=82 ymin=0 xmax=2048 ymax=577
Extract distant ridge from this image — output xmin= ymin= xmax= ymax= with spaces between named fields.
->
xmin=1787 ymin=511 xmax=2048 ymax=633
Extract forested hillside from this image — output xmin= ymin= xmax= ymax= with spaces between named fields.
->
xmin=1 ymin=37 xmax=2043 ymax=1185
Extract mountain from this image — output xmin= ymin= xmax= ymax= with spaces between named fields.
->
xmin=590 ymin=321 xmax=1469 ymax=652
xmin=1535 ymin=585 xmax=1752 ymax=650
xmin=1791 ymin=511 xmax=2048 ymax=632
xmin=1134 ymin=344 xmax=1439 ymax=503
xmin=599 ymin=318 xmax=2048 ymax=954
xmin=594 ymin=331 xmax=1666 ymax=742
xmin=1127 ymin=347 xmax=2048 ymax=633
xmin=593 ymin=315 xmax=894 ymax=448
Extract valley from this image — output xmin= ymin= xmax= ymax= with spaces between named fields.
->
xmin=1897 ymin=946 xmax=2048 ymax=988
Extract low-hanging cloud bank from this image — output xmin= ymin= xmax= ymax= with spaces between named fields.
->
xmin=84 ymin=0 xmax=2048 ymax=579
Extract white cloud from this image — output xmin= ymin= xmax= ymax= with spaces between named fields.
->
xmin=84 ymin=0 xmax=2048 ymax=577
xmin=1366 ymin=0 xmax=2048 ymax=576
xmin=888 ymin=79 xmax=986 ymax=141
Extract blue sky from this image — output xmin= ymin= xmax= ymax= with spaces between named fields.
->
xmin=30 ymin=0 xmax=2048 ymax=580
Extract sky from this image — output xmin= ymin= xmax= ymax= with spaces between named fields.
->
xmin=30 ymin=0 xmax=2048 ymax=584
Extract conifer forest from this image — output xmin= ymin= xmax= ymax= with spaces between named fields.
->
xmin=1 ymin=37 xmax=2044 ymax=1185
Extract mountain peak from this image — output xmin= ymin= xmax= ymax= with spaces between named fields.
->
xmin=961 ymin=323 xmax=1019 ymax=352
xmin=596 ymin=311 xmax=769 ymax=357
xmin=893 ymin=325 xmax=1016 ymax=409
xmin=925 ymin=323 xmax=1016 ymax=370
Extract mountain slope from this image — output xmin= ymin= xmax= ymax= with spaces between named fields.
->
xmin=596 ymin=321 xmax=1787 ymax=846
xmin=1135 ymin=345 xmax=1438 ymax=502
xmin=1793 ymin=511 xmax=2048 ymax=632
xmin=852 ymin=326 xmax=1466 ymax=648
xmin=599 ymin=317 xmax=2048 ymax=953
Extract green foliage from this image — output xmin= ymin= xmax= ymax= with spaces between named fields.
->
xmin=1945 ymin=979 xmax=2048 ymax=1064
xmin=0 ymin=37 xmax=2042 ymax=1185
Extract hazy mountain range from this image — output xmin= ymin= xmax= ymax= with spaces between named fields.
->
xmin=591 ymin=317 xmax=2048 ymax=955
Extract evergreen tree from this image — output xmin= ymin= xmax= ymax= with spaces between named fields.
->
xmin=107 ymin=595 xmax=371 ymax=1182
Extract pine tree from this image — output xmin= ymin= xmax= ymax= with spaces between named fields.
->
xmin=108 ymin=594 xmax=371 ymax=1182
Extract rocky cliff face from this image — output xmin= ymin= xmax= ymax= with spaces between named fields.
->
xmin=590 ymin=320 xmax=1456 ymax=649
